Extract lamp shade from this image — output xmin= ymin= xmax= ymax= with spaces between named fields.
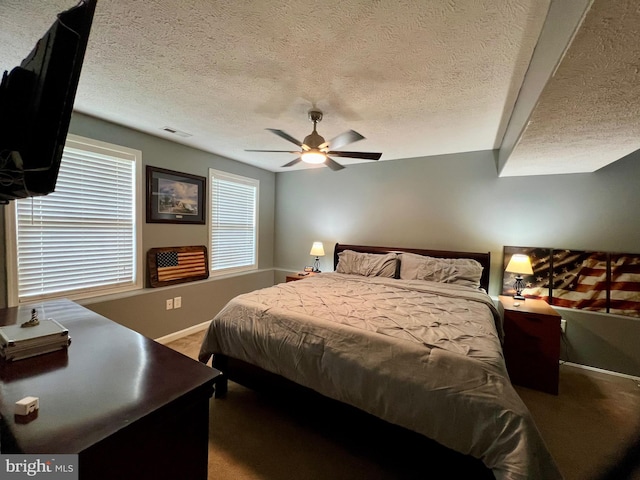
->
xmin=505 ymin=254 xmax=533 ymax=275
xmin=310 ymin=242 xmax=325 ymax=257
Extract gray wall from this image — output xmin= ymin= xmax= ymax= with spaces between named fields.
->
xmin=274 ymin=149 xmax=640 ymax=377
xmin=69 ymin=113 xmax=276 ymax=269
xmin=0 ymin=112 xmax=277 ymax=338
xmin=2 ymin=113 xmax=639 ymax=376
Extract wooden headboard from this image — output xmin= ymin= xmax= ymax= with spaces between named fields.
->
xmin=333 ymin=243 xmax=491 ymax=292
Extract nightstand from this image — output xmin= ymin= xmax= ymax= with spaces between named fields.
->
xmin=285 ymin=272 xmax=319 ymax=282
xmin=499 ymin=295 xmax=561 ymax=395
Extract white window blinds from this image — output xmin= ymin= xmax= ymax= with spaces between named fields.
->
xmin=9 ymin=135 xmax=141 ymax=303
xmin=209 ymin=169 xmax=258 ymax=274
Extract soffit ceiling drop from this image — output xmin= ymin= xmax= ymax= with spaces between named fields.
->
xmin=501 ymin=0 xmax=640 ymax=176
xmin=0 ymin=0 xmax=636 ymax=175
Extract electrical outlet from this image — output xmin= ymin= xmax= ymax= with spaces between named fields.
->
xmin=166 ymin=298 xmax=173 ymax=310
xmin=560 ymin=318 xmax=566 ymax=333
xmin=174 ymin=296 xmax=182 ymax=309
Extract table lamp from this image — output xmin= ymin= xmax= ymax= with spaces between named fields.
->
xmin=505 ymin=254 xmax=533 ymax=300
xmin=310 ymin=242 xmax=325 ymax=273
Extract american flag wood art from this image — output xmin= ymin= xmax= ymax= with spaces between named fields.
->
xmin=502 ymin=246 xmax=640 ymax=318
xmin=147 ymin=246 xmax=209 ymax=287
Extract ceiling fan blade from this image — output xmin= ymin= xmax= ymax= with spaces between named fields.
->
xmin=266 ymin=128 xmax=304 ymax=148
xmin=324 ymin=156 xmax=345 ymax=171
xmin=282 ymin=157 xmax=303 ymax=168
xmin=245 ymin=149 xmax=302 ymax=154
xmin=327 ymin=151 xmax=382 ymax=160
xmin=320 ymin=130 xmax=365 ymax=150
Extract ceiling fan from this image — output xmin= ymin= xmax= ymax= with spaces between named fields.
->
xmin=246 ymin=110 xmax=382 ymax=171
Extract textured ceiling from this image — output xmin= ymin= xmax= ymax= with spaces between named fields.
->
xmin=501 ymin=0 xmax=640 ymax=176
xmin=1 ymin=0 xmax=637 ymax=175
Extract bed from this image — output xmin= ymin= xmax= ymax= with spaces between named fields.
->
xmin=199 ymin=243 xmax=563 ymax=480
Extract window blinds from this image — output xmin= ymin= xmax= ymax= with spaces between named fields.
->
xmin=14 ymin=139 xmax=137 ymax=301
xmin=210 ymin=170 xmax=258 ymax=273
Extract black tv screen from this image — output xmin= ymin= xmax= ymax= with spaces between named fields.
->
xmin=0 ymin=0 xmax=97 ymax=204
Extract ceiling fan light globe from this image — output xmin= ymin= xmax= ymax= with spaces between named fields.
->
xmin=301 ymin=151 xmax=326 ymax=164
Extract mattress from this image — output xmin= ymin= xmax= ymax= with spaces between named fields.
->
xmin=199 ymin=273 xmax=563 ymax=480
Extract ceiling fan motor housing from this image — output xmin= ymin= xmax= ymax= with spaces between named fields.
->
xmin=303 ymin=131 xmax=325 ymax=149
xmin=304 ymin=110 xmax=326 ymax=148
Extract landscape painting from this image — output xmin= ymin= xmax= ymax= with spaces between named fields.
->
xmin=146 ymin=166 xmax=206 ymax=224
xmin=158 ymin=177 xmax=199 ymax=215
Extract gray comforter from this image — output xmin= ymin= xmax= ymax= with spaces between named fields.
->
xmin=199 ymin=273 xmax=563 ymax=480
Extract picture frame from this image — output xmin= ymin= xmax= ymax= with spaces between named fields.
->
xmin=146 ymin=166 xmax=206 ymax=224
xmin=502 ymin=245 xmax=640 ymax=318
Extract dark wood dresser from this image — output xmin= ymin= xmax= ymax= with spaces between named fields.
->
xmin=0 ymin=299 xmax=220 ymax=480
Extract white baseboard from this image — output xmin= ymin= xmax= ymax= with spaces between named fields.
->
xmin=155 ymin=321 xmax=210 ymax=344
xmin=561 ymin=361 xmax=640 ymax=382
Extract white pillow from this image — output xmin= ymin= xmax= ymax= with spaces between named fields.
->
xmin=336 ymin=250 xmax=398 ymax=278
xmin=399 ymin=253 xmax=483 ymax=288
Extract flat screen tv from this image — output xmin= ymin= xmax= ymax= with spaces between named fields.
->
xmin=0 ymin=0 xmax=97 ymax=204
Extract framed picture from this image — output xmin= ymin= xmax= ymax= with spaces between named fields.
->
xmin=146 ymin=166 xmax=206 ymax=224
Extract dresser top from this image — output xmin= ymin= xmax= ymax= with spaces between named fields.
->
xmin=0 ymin=299 xmax=220 ymax=453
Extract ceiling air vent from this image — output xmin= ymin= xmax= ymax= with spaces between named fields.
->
xmin=161 ymin=126 xmax=192 ymax=138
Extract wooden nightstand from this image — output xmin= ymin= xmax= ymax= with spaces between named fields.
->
xmin=499 ymin=295 xmax=561 ymax=395
xmin=285 ymin=272 xmax=319 ymax=282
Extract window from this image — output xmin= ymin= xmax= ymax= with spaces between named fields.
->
xmin=209 ymin=169 xmax=259 ymax=275
xmin=5 ymin=134 xmax=142 ymax=305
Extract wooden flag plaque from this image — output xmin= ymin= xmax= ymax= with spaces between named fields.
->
xmin=147 ymin=245 xmax=209 ymax=287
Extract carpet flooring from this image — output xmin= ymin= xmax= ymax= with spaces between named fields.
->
xmin=166 ymin=331 xmax=640 ymax=480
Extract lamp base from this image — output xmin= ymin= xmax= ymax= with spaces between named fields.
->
xmin=312 ymin=257 xmax=321 ymax=273
xmin=512 ymin=276 xmax=526 ymax=301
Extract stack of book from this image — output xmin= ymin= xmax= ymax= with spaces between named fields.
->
xmin=0 ymin=312 xmax=70 ymax=361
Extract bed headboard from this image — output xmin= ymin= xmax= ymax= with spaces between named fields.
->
xmin=333 ymin=243 xmax=491 ymax=292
